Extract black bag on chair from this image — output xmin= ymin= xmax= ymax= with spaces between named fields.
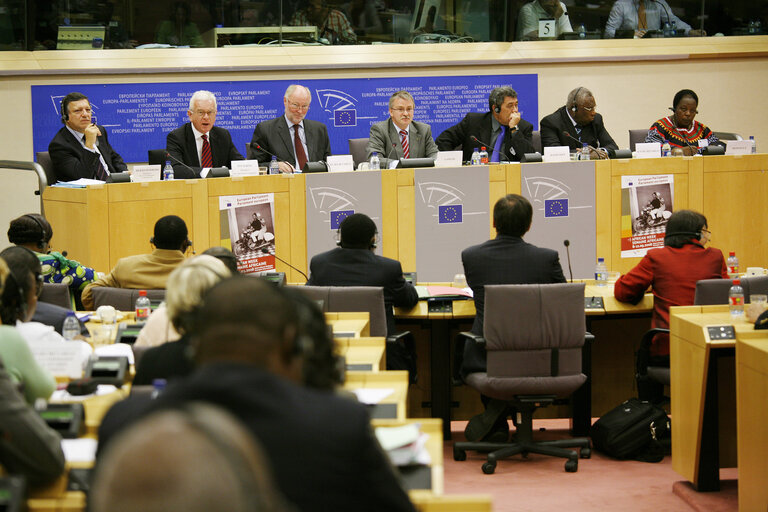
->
xmin=590 ymin=398 xmax=670 ymax=462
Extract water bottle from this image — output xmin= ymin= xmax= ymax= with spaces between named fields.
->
xmin=470 ymin=147 xmax=481 ymax=165
xmin=479 ymin=147 xmax=489 ymax=164
xmin=662 ymin=22 xmax=672 ymax=37
xmin=163 ymin=160 xmax=174 ymax=181
xmin=729 ymin=279 xmax=744 ymax=318
xmin=662 ymin=139 xmax=672 ymax=157
xmin=755 ymin=19 xmax=763 ymax=34
xmin=268 ymin=155 xmax=280 ymax=175
xmin=578 ymin=24 xmax=586 ymax=39
xmin=151 ymin=378 xmax=167 ymax=399
xmin=749 ymin=135 xmax=756 ymax=154
xmin=369 ymin=152 xmax=380 ymax=171
xmin=748 ymin=20 xmax=756 ymax=35
xmin=580 ymin=143 xmax=590 ymax=161
xmin=726 ymin=251 xmax=739 ymax=279
xmin=670 ymin=21 xmax=677 ymax=36
xmin=63 ymin=311 xmax=80 ymax=341
xmin=595 ymin=257 xmax=608 ymax=286
xmin=135 ymin=290 xmax=151 ymax=321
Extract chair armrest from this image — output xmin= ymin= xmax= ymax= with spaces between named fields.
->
xmin=458 ymin=331 xmax=485 ymax=347
xmin=585 ymin=331 xmax=595 ymax=344
xmin=636 ymin=328 xmax=670 ymax=375
xmin=386 ymin=331 xmax=411 ymax=344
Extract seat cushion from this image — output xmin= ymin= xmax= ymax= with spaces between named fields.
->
xmin=466 ymin=372 xmax=587 ymax=400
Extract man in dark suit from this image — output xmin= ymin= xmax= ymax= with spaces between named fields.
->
xmin=166 ymin=90 xmax=243 ymax=178
xmin=366 ymin=90 xmax=438 ymax=167
xmin=48 ymin=92 xmax=128 ymax=183
xmin=306 ymin=213 xmax=418 ymax=336
xmin=97 ymin=277 xmax=415 ymax=512
xmin=460 ymin=194 xmax=566 ymax=441
xmin=249 ymin=84 xmax=331 ymax=173
xmin=540 ymin=86 xmax=618 ymax=157
xmin=435 ymin=86 xmax=535 ymax=162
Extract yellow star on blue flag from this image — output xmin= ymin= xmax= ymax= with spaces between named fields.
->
xmin=438 ymin=205 xmax=463 ymax=224
xmin=334 ymin=110 xmax=357 ymax=127
xmin=545 ymin=199 xmax=568 ymax=217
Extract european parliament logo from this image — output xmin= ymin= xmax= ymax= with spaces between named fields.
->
xmin=544 ymin=199 xmax=568 ymax=218
xmin=330 ymin=209 xmax=354 ymax=229
xmin=438 ymin=204 xmax=463 ymax=224
xmin=334 ymin=110 xmax=357 ymax=127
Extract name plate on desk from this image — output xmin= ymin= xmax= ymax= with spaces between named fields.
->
xmin=29 ymin=342 xmax=86 ymax=378
xmin=434 ymin=151 xmax=463 ymax=167
xmin=230 ymin=160 xmax=262 ymax=177
xmin=543 ymin=146 xmax=571 ymax=162
xmin=635 ymin=143 xmax=661 ymax=158
xmin=725 ymin=140 xmax=752 ymax=155
xmin=326 ymin=155 xmax=354 ymax=172
xmin=131 ymin=165 xmax=161 ymax=182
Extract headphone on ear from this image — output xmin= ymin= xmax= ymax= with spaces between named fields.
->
xmin=494 ymin=104 xmax=501 ymax=114
xmin=570 ymin=87 xmax=584 ymax=112
xmin=60 ymin=98 xmax=69 ymax=123
xmin=24 ymin=214 xmax=48 ymax=251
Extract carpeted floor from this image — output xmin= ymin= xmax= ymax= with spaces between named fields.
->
xmin=442 ymin=419 xmax=738 ymax=512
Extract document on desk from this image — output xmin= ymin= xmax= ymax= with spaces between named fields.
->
xmin=351 ymin=388 xmax=394 ymax=404
xmin=61 ymin=438 xmax=98 ymax=463
xmin=375 ymin=424 xmax=431 ymax=466
xmin=415 ymin=285 xmax=473 ymax=299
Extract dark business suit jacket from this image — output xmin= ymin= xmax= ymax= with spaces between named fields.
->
xmin=166 ymin=123 xmax=243 ymax=178
xmin=366 ymin=120 xmax=439 ymax=166
xmin=132 ymin=336 xmax=193 ymax=386
xmin=31 ymin=302 xmax=86 ymax=336
xmin=48 ymin=125 xmax=128 ymax=183
xmin=435 ymin=111 xmax=534 ymax=162
xmin=540 ymin=106 xmax=618 ymax=151
xmin=98 ymin=363 xmax=415 ymax=512
xmin=250 ymin=116 xmax=332 ymax=166
xmin=307 ymin=247 xmax=418 ymax=336
xmin=461 ymin=235 xmax=566 ymax=375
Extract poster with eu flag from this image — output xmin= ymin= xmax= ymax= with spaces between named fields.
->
xmin=31 ymin=74 xmax=537 ymax=164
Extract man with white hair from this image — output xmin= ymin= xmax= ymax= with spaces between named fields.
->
xmin=166 ymin=90 xmax=243 ymax=178
xmin=249 ymin=84 xmax=332 ymax=173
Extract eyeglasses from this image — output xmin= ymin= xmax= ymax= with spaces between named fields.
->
xmin=579 ymin=105 xmax=596 ymax=112
xmin=391 ymin=107 xmax=414 ymax=113
xmin=288 ymin=102 xmax=310 ymax=111
xmin=192 ymin=110 xmax=216 ymax=117
xmin=700 ymin=228 xmax=711 ymax=236
xmin=71 ymin=107 xmax=92 ymax=116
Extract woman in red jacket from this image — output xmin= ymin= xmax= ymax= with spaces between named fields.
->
xmin=615 ymin=209 xmax=728 ymax=359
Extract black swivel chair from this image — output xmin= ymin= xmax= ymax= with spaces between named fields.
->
xmin=39 ymin=283 xmax=72 ymax=309
xmin=348 ymin=138 xmax=370 ymax=169
xmin=453 ymin=283 xmax=592 ymax=473
xmin=35 ymin=151 xmax=58 ymax=185
xmin=628 ymin=129 xmax=649 ymax=152
xmin=91 ymin=288 xmax=166 ymax=311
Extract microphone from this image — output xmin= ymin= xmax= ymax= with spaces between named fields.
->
xmin=386 ymin=142 xmax=398 ymax=164
xmin=272 ymin=253 xmax=309 ymax=283
xmin=561 ymin=131 xmax=608 ymax=159
xmin=664 ymin=112 xmax=698 ymax=153
xmin=563 ymin=240 xmax=573 ymax=283
xmin=470 ymin=135 xmax=505 ymax=159
xmin=165 ymin=151 xmax=198 ymax=178
xmin=250 ymin=142 xmax=295 ymax=173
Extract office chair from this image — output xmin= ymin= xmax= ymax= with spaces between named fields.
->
xmin=628 ymin=129 xmax=649 ymax=152
xmin=453 ymin=283 xmax=591 ymax=473
xmin=712 ymin=131 xmax=743 ymax=141
xmin=38 ymin=283 xmax=72 ymax=310
xmin=531 ymin=130 xmax=542 ymax=154
xmin=694 ymin=278 xmax=749 ymax=305
xmin=35 ymin=151 xmax=57 ymax=185
xmin=91 ymin=288 xmax=166 ymax=311
xmin=348 ymin=138 xmax=370 ymax=168
xmin=147 ymin=149 xmax=166 ymax=166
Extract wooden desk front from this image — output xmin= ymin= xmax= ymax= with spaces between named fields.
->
xmin=343 ymin=370 xmax=409 ymax=421
xmin=336 ymin=337 xmax=386 ymax=372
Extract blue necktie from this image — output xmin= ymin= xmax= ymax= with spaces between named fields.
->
xmin=491 ymin=126 xmax=506 ymax=163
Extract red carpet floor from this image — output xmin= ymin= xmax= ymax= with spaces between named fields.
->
xmin=442 ymin=419 xmax=738 ymax=512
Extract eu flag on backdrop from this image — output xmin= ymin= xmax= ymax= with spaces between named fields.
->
xmin=438 ymin=204 xmax=463 ymax=224
xmin=330 ymin=209 xmax=354 ymax=229
xmin=545 ymin=199 xmax=569 ymax=218
xmin=334 ymin=110 xmax=357 ymax=127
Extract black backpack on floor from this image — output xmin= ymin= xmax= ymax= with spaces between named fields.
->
xmin=590 ymin=398 xmax=670 ymax=462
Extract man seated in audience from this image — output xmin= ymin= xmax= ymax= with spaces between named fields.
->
xmin=98 ymin=277 xmax=415 ymax=512
xmin=604 ymin=0 xmax=705 ymax=38
xmin=436 ymin=86 xmax=534 ymax=162
xmin=166 ymin=90 xmax=243 ymax=178
xmin=460 ymin=194 xmax=566 ymax=442
xmin=307 ymin=213 xmax=418 ymax=337
xmin=517 ymin=0 xmax=573 ymax=40
xmin=48 ymin=92 xmax=128 ymax=183
xmin=540 ymin=86 xmax=618 ymax=158
xmin=366 ymin=90 xmax=438 ymax=168
xmin=81 ymin=215 xmax=190 ymax=310
xmin=91 ymin=404 xmax=292 ymax=512
xmin=250 ymin=84 xmax=332 ymax=173
xmin=291 ymin=0 xmax=358 ymax=44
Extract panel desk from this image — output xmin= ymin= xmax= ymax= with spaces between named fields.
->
xmin=336 ymin=337 xmax=386 ymax=372
xmin=343 ymin=370 xmax=409 ymax=420
xmin=326 ymin=312 xmax=370 ymax=338
xmin=669 ymin=305 xmax=767 ymax=492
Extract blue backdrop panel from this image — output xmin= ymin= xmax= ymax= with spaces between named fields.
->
xmin=31 ymin=74 xmax=537 ymax=163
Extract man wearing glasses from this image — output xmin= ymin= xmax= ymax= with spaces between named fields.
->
xmin=48 ymin=92 xmax=128 ymax=183
xmin=166 ymin=90 xmax=243 ymax=178
xmin=366 ymin=90 xmax=438 ymax=168
xmin=249 ymin=84 xmax=331 ymax=174
xmin=540 ymin=86 xmax=618 ymax=158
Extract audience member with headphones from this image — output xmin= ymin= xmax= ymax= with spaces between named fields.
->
xmin=0 ymin=252 xmax=57 ymax=404
xmin=540 ymin=86 xmax=618 ymax=156
xmin=435 ymin=85 xmax=535 ymax=163
xmin=8 ymin=213 xmax=96 ymax=309
xmin=48 ymin=91 xmax=128 ymax=183
xmin=81 ymin=215 xmax=191 ymax=310
xmin=614 ymin=210 xmax=727 ymax=399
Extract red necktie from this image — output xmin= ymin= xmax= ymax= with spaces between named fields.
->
xmin=400 ymin=130 xmax=409 ymax=159
xmin=201 ymin=133 xmax=213 ymax=168
xmin=294 ymin=124 xmax=308 ymax=171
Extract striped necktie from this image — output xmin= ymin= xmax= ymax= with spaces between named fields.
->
xmin=201 ymin=133 xmax=213 ymax=168
xmin=400 ymin=130 xmax=409 ymax=159
xmin=83 ymin=135 xmax=109 ymax=180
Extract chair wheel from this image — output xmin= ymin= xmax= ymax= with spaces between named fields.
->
xmin=482 ymin=461 xmax=496 ymax=474
xmin=565 ymin=459 xmax=578 ymax=472
xmin=580 ymin=447 xmax=591 ymax=459
xmin=453 ymin=447 xmax=466 ymax=461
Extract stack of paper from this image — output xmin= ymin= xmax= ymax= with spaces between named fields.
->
xmin=374 ymin=423 xmax=431 ymax=466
